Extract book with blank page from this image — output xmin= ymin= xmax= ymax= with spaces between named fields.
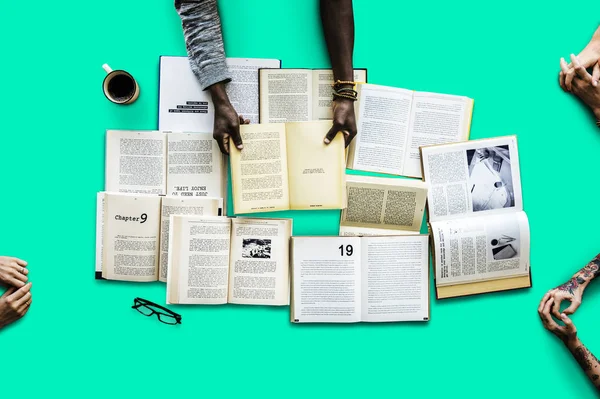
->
xmin=95 ymin=192 xmax=222 ymax=282
xmin=159 ymin=56 xmax=281 ymax=131
xmin=166 ymin=215 xmax=292 ymax=306
xmin=339 ymin=175 xmax=428 ymax=236
xmin=105 ymin=130 xmax=227 ymax=203
xmin=347 ymin=83 xmax=474 ymax=179
xmin=420 ymin=135 xmax=531 ymax=299
xmin=229 ymin=121 xmax=346 ymax=214
xmin=290 ymin=235 xmax=429 ymax=323
xmin=258 ymin=68 xmax=367 ymax=123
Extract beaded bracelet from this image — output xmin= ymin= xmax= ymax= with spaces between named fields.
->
xmin=333 ymin=92 xmax=358 ymax=101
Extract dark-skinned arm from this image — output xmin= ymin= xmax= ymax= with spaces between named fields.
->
xmin=320 ymin=0 xmax=357 ymax=146
xmin=175 ymin=0 xmax=247 ymax=154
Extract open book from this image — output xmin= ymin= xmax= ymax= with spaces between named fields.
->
xmin=291 ymin=235 xmax=429 ymax=323
xmin=159 ymin=56 xmax=281 ymax=131
xmin=229 ymin=121 xmax=346 ymax=214
xmin=421 ymin=136 xmax=531 ymax=299
xmin=95 ymin=192 xmax=222 ymax=282
xmin=105 ymin=130 xmax=226 ymax=202
xmin=258 ymin=68 xmax=367 ymax=123
xmin=339 ymin=175 xmax=428 ymax=236
xmin=347 ymin=83 xmax=474 ymax=178
xmin=166 ymin=215 xmax=292 ymax=305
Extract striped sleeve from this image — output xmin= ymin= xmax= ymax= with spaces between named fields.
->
xmin=175 ymin=0 xmax=232 ymax=90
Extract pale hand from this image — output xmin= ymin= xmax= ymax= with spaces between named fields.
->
xmin=0 ymin=283 xmax=32 ymax=329
xmin=559 ymin=28 xmax=600 ymax=91
xmin=0 ymin=256 xmax=28 ymax=288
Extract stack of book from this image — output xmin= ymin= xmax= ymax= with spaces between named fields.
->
xmin=95 ymin=56 xmax=531 ymax=324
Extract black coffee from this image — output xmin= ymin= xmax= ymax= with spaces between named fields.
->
xmin=107 ymin=74 xmax=135 ymax=102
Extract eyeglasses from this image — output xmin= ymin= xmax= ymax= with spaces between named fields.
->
xmin=132 ymin=297 xmax=182 ymax=325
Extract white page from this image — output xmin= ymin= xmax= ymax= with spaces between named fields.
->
xmin=311 ymin=69 xmax=367 ymax=120
xmin=102 ymin=193 xmax=162 ymax=282
xmin=421 ymin=136 xmax=522 ymax=222
xmin=403 ymin=92 xmax=473 ymax=178
xmin=158 ymin=56 xmax=213 ymax=132
xmin=350 ymin=84 xmax=414 ymax=175
xmin=158 ymin=196 xmax=222 ymax=283
xmin=430 ymin=211 xmax=530 ymax=286
xmin=339 ymin=226 xmax=421 ymax=237
xmin=361 ymin=235 xmax=429 ymax=322
xmin=259 ymin=69 xmax=312 ymax=123
xmin=167 ymin=216 xmax=231 ymax=304
xmin=226 ymin=58 xmax=281 ymax=124
xmin=166 ymin=132 xmax=225 ymax=199
xmin=105 ymin=130 xmax=167 ymax=195
xmin=291 ymin=237 xmax=361 ymax=323
xmin=228 ymin=218 xmax=291 ymax=305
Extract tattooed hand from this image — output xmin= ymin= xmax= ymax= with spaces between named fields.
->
xmin=538 ymin=296 xmax=578 ymax=344
xmin=544 ymin=255 xmax=600 ymax=318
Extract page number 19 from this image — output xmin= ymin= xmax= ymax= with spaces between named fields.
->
xmin=339 ymin=244 xmax=353 ymax=256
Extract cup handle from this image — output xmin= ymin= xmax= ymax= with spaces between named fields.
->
xmin=102 ymin=64 xmax=113 ymax=74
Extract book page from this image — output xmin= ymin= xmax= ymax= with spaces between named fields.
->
xmin=430 ymin=211 xmax=530 ymax=287
xmin=311 ymin=69 xmax=367 ymax=120
xmin=229 ymin=123 xmax=290 ymax=214
xmin=285 ymin=121 xmax=345 ymax=210
xmin=166 ymin=216 xmax=231 ymax=304
xmin=166 ymin=132 xmax=225 ymax=199
xmin=105 ymin=130 xmax=166 ymax=195
xmin=403 ymin=92 xmax=473 ymax=178
xmin=339 ymin=226 xmax=422 ymax=237
xmin=158 ymin=56 xmax=213 ymax=132
xmin=95 ymin=192 xmax=105 ymax=279
xmin=101 ymin=193 xmax=162 ymax=282
xmin=158 ymin=197 xmax=222 ymax=283
xmin=361 ymin=235 xmax=429 ymax=322
xmin=291 ymin=237 xmax=362 ymax=323
xmin=421 ymin=136 xmax=523 ymax=222
xmin=228 ymin=218 xmax=292 ymax=305
xmin=349 ymin=84 xmax=414 ymax=175
xmin=259 ymin=69 xmax=312 ymax=123
xmin=340 ymin=175 xmax=428 ymax=234
xmin=226 ymin=58 xmax=281 ymax=124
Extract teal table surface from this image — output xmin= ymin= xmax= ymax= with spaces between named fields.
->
xmin=1 ymin=0 xmax=599 ymax=397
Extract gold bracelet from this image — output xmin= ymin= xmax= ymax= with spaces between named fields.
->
xmin=332 ymin=80 xmax=356 ymax=87
xmin=333 ymin=92 xmax=358 ymax=101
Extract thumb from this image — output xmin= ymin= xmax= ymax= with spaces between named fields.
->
xmin=324 ymin=124 xmax=340 ymax=145
xmin=593 ymin=63 xmax=600 ymax=87
xmin=561 ymin=313 xmax=576 ymax=331
xmin=1 ymin=287 xmax=16 ymax=298
xmin=230 ymin=121 xmax=243 ymax=150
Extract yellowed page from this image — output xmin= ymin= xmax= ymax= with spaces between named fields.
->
xmin=227 ymin=218 xmax=292 ymax=306
xmin=285 ymin=121 xmax=345 ymax=210
xmin=340 ymin=175 xmax=428 ymax=233
xmin=259 ymin=69 xmax=312 ymax=123
xmin=437 ymin=275 xmax=531 ymax=299
xmin=229 ymin=123 xmax=290 ymax=214
xmin=101 ymin=193 xmax=162 ymax=282
xmin=167 ymin=215 xmax=231 ymax=304
xmin=159 ymin=197 xmax=223 ymax=283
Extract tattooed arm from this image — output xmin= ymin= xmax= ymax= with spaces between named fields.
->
xmin=539 ymin=297 xmax=600 ymax=391
xmin=544 ymin=254 xmax=600 ymax=318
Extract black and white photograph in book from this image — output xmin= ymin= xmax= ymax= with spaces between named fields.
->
xmin=466 ymin=146 xmax=515 ymax=212
xmin=242 ymin=239 xmax=272 ymax=259
xmin=486 ymin=219 xmax=520 ymax=261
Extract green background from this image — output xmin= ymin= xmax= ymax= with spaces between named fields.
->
xmin=1 ymin=0 xmax=599 ymax=397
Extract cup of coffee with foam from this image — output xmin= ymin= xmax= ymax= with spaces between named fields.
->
xmin=102 ymin=64 xmax=140 ymax=105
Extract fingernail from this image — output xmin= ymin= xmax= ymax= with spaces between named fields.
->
xmin=594 ymin=80 xmax=598 ymax=87
xmin=237 ymin=144 xmax=243 ymax=150
xmin=324 ymin=138 xmax=330 ymax=144
xmin=561 ymin=313 xmax=567 ymax=318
